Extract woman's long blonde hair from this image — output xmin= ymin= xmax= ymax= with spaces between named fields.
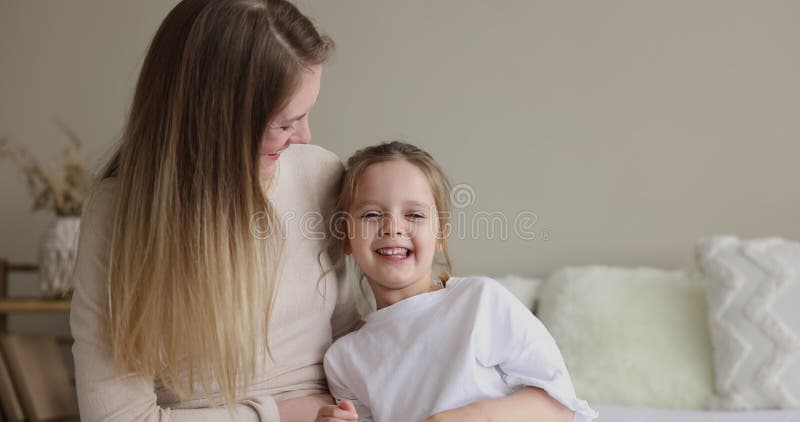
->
xmin=329 ymin=141 xmax=454 ymax=314
xmin=99 ymin=0 xmax=333 ymax=406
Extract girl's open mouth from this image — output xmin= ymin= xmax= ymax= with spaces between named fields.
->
xmin=375 ymin=247 xmax=413 ymax=262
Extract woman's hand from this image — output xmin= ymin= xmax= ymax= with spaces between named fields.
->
xmin=277 ymin=393 xmax=336 ymax=422
xmin=315 ymin=400 xmax=358 ymax=422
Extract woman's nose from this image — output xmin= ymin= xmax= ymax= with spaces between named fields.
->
xmin=290 ymin=117 xmax=311 ymax=144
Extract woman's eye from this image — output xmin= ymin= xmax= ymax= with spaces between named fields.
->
xmin=271 ymin=122 xmax=293 ymax=131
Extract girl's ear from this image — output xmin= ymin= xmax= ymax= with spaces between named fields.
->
xmin=343 ymin=240 xmax=352 ymax=255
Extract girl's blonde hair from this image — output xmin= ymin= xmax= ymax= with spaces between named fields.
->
xmin=99 ymin=0 xmax=333 ymax=406
xmin=330 ymin=141 xmax=453 ymax=309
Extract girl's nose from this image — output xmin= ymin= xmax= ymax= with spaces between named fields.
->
xmin=381 ymin=215 xmax=407 ymax=237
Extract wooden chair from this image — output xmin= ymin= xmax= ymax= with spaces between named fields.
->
xmin=0 ymin=334 xmax=78 ymax=421
xmin=0 ymin=349 xmax=25 ymax=422
xmin=0 ymin=261 xmax=39 ymax=332
xmin=0 ymin=260 xmax=76 ymax=421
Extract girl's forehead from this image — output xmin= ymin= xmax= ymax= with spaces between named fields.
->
xmin=353 ymin=160 xmax=436 ymax=206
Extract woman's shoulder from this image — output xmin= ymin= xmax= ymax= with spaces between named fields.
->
xmin=284 ymin=144 xmax=343 ymax=177
xmin=90 ymin=177 xmax=119 ymax=196
xmin=282 ymin=144 xmax=344 ymax=206
xmin=71 ymin=178 xmax=120 ymax=248
xmin=82 ymin=177 xmax=119 ymax=218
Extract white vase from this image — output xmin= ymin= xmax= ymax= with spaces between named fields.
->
xmin=39 ymin=216 xmax=81 ymax=298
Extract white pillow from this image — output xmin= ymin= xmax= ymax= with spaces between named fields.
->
xmin=493 ymin=274 xmax=541 ymax=311
xmin=696 ymin=236 xmax=800 ymax=410
xmin=537 ymin=266 xmax=714 ymax=409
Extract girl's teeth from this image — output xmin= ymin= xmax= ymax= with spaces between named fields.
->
xmin=377 ymin=248 xmax=409 ymax=257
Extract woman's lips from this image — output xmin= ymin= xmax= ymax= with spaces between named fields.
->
xmin=263 ymin=148 xmax=286 ymax=160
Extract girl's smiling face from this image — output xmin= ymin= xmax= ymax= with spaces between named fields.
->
xmin=346 ymin=159 xmax=442 ymax=308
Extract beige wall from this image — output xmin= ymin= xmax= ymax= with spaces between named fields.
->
xmin=0 ymin=1 xmax=178 ymax=336
xmin=2 ymin=0 xmax=799 ymax=306
xmin=301 ymin=0 xmax=800 ymax=276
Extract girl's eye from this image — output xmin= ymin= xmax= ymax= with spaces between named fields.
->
xmin=407 ymin=213 xmax=425 ymax=220
xmin=361 ymin=211 xmax=381 ymax=219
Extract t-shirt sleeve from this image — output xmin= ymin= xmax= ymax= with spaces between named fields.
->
xmin=474 ymin=280 xmax=598 ymax=422
xmin=323 ymin=346 xmax=373 ymax=421
xmin=70 ymin=180 xmax=279 ymax=421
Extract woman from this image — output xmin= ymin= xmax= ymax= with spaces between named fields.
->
xmin=71 ymin=0 xmax=357 ymax=420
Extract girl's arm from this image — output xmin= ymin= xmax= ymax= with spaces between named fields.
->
xmin=424 ymin=386 xmax=572 ymax=422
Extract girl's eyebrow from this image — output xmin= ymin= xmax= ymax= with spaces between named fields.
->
xmin=353 ymin=200 xmax=381 ymax=209
xmin=404 ymin=200 xmax=433 ymax=208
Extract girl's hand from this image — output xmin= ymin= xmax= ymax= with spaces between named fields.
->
xmin=315 ymin=400 xmax=358 ymax=422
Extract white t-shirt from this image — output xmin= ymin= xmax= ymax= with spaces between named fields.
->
xmin=323 ymin=276 xmax=598 ymax=422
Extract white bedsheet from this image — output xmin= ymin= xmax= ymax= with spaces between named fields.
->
xmin=595 ymin=405 xmax=800 ymax=422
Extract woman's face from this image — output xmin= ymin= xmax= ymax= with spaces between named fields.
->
xmin=259 ymin=65 xmax=322 ymax=180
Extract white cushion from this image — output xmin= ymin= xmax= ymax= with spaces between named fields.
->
xmin=696 ymin=236 xmax=800 ymax=410
xmin=537 ymin=266 xmax=714 ymax=409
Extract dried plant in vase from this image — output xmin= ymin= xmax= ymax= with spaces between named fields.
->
xmin=0 ymin=123 xmax=94 ymax=298
xmin=0 ymin=124 xmax=93 ymax=217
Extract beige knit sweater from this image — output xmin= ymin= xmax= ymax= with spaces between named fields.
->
xmin=70 ymin=145 xmax=360 ymax=421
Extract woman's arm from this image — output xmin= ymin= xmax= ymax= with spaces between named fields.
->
xmin=424 ymin=386 xmax=572 ymax=422
xmin=278 ymin=393 xmax=335 ymax=422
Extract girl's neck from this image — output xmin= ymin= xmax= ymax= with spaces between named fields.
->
xmin=373 ymin=279 xmax=442 ymax=310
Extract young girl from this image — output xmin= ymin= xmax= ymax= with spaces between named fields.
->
xmin=316 ymin=142 xmax=598 ymax=422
